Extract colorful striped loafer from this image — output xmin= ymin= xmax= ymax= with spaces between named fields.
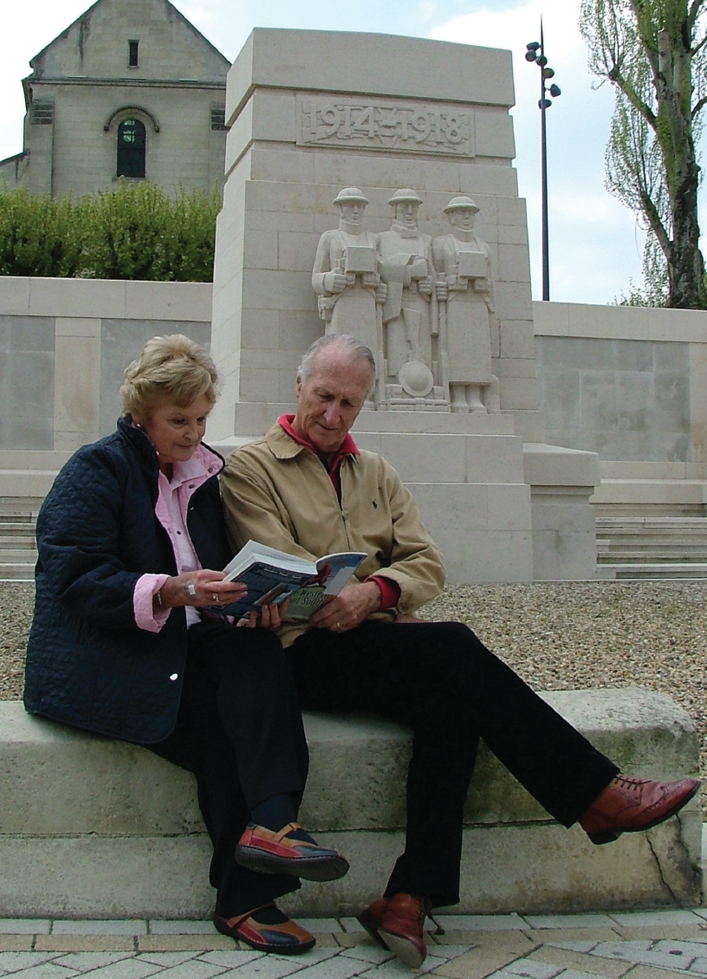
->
xmin=235 ymin=821 xmax=350 ymax=881
xmin=213 ymin=903 xmax=315 ymax=954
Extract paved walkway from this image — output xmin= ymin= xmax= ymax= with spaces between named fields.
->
xmin=3 ymin=908 xmax=707 ymax=978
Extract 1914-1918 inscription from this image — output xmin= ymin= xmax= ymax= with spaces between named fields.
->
xmin=297 ymin=96 xmax=474 ymax=157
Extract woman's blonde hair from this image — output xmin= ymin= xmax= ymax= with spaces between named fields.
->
xmin=120 ymin=334 xmax=219 ymax=418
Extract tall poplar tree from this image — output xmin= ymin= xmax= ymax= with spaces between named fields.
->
xmin=579 ymin=0 xmax=707 ymax=308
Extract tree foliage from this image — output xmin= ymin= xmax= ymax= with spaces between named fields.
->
xmin=0 ymin=181 xmax=221 ymax=281
xmin=579 ymin=0 xmax=707 ymax=308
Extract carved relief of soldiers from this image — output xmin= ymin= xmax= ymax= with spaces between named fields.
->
xmin=433 ymin=196 xmax=499 ymax=413
xmin=378 ymin=189 xmax=438 ymax=400
xmin=311 ymin=188 xmax=385 ymax=359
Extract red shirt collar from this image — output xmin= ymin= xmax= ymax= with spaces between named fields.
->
xmin=278 ymin=414 xmax=359 ymax=464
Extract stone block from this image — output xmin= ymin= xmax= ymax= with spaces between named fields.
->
xmin=249 ymin=146 xmax=315 ymax=186
xmin=54 ymin=318 xmax=101 ymax=338
xmin=277 ymin=231 xmax=322 ymax=273
xmin=496 ymin=358 xmax=538 ymax=379
xmin=465 ymin=435 xmax=525 ymax=483
xmin=501 ymin=377 xmax=540 ymax=411
xmin=648 ymin=305 xmax=707 ymax=342
xmin=0 ymin=688 xmax=699 ymax=917
xmin=376 ymin=433 xmax=467 ymax=483
xmin=29 ymin=278 xmax=126 ymax=319
xmin=243 ymin=229 xmax=279 ymax=271
xmin=456 ymin=164 xmax=519 ymax=198
xmin=530 ymin=492 xmax=597 ymax=534
xmin=498 ymin=243 xmax=531 ymax=283
xmin=486 ymin=483 xmax=533 ymax=531
xmin=534 ymin=301 xmax=570 ymax=337
xmin=523 ymin=443 xmax=600 ymax=489
xmin=227 ymin=30 xmax=514 ymax=112
xmin=500 ymin=322 xmax=536 ymax=360
xmin=124 ymin=282 xmax=212 ymax=323
xmin=239 ymin=368 xmax=281 ymax=405
xmin=495 ymin=281 xmax=534 ymax=322
xmin=0 ymin=277 xmax=31 ymax=315
xmin=474 ymin=107 xmax=515 ymax=159
xmin=54 ymin=334 xmax=100 ymax=446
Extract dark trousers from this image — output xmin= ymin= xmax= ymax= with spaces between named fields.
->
xmin=143 ymin=621 xmax=309 ymax=917
xmin=289 ymin=619 xmax=619 ymax=908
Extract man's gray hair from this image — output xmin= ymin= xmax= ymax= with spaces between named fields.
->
xmin=297 ymin=334 xmax=376 ymax=392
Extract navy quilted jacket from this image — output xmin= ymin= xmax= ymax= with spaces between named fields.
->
xmin=24 ymin=417 xmax=232 ymax=744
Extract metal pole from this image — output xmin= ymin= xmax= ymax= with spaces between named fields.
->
xmin=540 ymin=20 xmax=550 ymax=301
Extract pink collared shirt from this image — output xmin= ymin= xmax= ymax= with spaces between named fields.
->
xmin=133 ymin=445 xmax=221 ymax=632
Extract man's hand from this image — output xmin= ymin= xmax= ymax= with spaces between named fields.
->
xmin=310 ymin=581 xmax=382 ymax=633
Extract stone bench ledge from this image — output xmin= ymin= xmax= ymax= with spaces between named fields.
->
xmin=0 ymin=689 xmax=701 ymax=918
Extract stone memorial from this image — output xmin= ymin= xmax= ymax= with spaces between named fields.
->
xmin=209 ymin=28 xmax=600 ymax=581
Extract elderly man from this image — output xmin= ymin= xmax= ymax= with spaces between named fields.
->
xmin=220 ymin=334 xmax=698 ymax=971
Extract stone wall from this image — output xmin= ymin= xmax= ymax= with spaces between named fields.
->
xmin=533 ymin=302 xmax=707 ymax=511
xmin=2 ymin=276 xmax=707 ymax=517
xmin=0 ymin=277 xmax=211 ymax=453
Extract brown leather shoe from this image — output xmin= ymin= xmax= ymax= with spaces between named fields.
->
xmin=580 ymin=774 xmax=700 ymax=844
xmin=358 ymin=892 xmax=428 ymax=969
xmin=235 ymin=822 xmax=349 ymax=881
xmin=213 ymin=903 xmax=315 ymax=954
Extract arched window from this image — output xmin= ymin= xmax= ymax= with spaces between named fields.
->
xmin=117 ymin=118 xmax=146 ymax=178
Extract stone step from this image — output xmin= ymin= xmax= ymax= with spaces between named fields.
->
xmin=601 ymin=563 xmax=707 ymax=580
xmin=0 ymin=524 xmax=37 ymax=548
xmin=596 ymin=515 xmax=707 ymax=566
xmin=597 ymin=544 xmax=707 ymax=562
xmin=0 ymin=563 xmax=36 ymax=581
xmin=0 ymin=547 xmax=38 ymax=561
xmin=596 ymin=516 xmax=707 ymax=526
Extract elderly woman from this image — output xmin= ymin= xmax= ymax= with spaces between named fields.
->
xmin=24 ymin=335 xmax=347 ymax=955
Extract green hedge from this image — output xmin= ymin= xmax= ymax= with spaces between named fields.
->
xmin=0 ymin=181 xmax=221 ymax=281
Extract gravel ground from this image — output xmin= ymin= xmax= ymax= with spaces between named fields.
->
xmin=3 ymin=577 xmax=707 ymax=792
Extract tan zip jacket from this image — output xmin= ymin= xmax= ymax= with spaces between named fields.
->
xmin=220 ymin=423 xmax=445 ymax=647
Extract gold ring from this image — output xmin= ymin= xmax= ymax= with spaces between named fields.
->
xmin=212 ymin=593 xmax=219 ymax=602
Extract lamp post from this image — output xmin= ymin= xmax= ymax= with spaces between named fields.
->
xmin=525 ymin=20 xmax=561 ymax=301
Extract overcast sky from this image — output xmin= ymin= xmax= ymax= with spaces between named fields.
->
xmin=2 ymin=0 xmax=704 ymax=305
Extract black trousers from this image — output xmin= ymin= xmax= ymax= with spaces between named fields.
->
xmin=289 ymin=619 xmax=619 ymax=908
xmin=143 ymin=621 xmax=309 ymax=917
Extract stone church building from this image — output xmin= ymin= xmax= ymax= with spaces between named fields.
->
xmin=0 ymin=0 xmax=230 ymax=197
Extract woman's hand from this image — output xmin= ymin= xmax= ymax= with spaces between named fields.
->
xmin=158 ymin=570 xmax=247 ymax=608
xmin=236 ymin=600 xmax=288 ymax=630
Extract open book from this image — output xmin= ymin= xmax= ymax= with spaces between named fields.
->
xmin=214 ymin=539 xmax=366 ymax=622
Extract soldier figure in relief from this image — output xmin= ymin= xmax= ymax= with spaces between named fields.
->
xmin=378 ymin=189 xmax=436 ymax=398
xmin=311 ymin=188 xmax=385 ymax=362
xmin=433 ymin=196 xmax=499 ymax=413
